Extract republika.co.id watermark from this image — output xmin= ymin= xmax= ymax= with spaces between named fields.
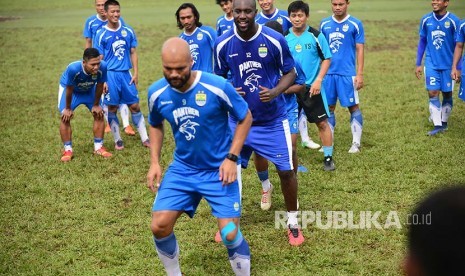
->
xmin=275 ymin=211 xmax=432 ymax=230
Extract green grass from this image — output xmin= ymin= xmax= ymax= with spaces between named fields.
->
xmin=1 ymin=0 xmax=465 ymax=275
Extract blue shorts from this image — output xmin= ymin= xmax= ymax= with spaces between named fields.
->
xmin=152 ymin=163 xmax=242 ymax=219
xmin=323 ymin=74 xmax=359 ymax=107
xmin=424 ymin=67 xmax=454 ymax=92
xmin=57 ymin=84 xmax=99 ymax=113
xmin=287 ymin=102 xmax=299 ymax=134
xmin=103 ymin=70 xmax=139 ymax=106
xmin=232 ymin=119 xmax=293 ymax=171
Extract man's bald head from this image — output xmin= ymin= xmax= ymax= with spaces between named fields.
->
xmin=161 ymin=37 xmax=192 ymax=65
xmin=161 ymin=37 xmax=193 ymax=91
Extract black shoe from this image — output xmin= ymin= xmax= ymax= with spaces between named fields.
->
xmin=323 ymin=156 xmax=335 ymax=171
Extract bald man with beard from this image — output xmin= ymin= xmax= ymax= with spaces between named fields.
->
xmin=146 ymin=37 xmax=252 ymax=276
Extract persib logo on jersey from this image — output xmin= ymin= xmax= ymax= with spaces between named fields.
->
xmin=445 ymin=21 xmax=450 ymax=28
xmin=277 ymin=17 xmax=283 ymax=25
xmin=121 ymin=29 xmax=127 ymax=37
xmin=258 ymin=46 xmax=268 ymax=58
xmin=197 ymin=32 xmax=203 ymax=41
xmin=195 ymin=91 xmax=206 ymax=107
xmin=342 ymin=24 xmax=349 ymax=32
xmin=295 ymin=44 xmax=302 ymax=53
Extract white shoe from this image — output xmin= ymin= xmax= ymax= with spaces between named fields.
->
xmin=301 ymin=140 xmax=321 ymax=149
xmin=319 ymin=147 xmax=324 ymax=153
xmin=348 ymin=142 xmax=361 ymax=153
xmin=260 ymin=184 xmax=273 ymax=210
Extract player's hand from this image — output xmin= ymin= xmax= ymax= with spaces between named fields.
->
xmin=103 ymin=82 xmax=109 ymax=94
xmin=130 ymin=75 xmax=138 ymax=86
xmin=415 ymin=66 xmax=423 ymax=80
xmin=147 ymin=163 xmax=162 ymax=193
xmin=61 ymin=108 xmax=73 ymax=123
xmin=91 ymin=105 xmax=104 ymax=120
xmin=354 ymin=75 xmax=364 ymax=90
xmin=258 ymin=85 xmax=277 ymax=102
xmin=451 ymin=69 xmax=462 ymax=83
xmin=310 ymin=79 xmax=322 ymax=96
xmin=219 ymin=159 xmax=237 ymax=185
xmin=235 ymin=86 xmax=246 ymax=97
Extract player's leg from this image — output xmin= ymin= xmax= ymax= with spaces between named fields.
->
xmin=58 ymin=85 xmax=74 ymax=162
xmin=298 ymin=110 xmax=320 ymax=149
xmin=323 ymin=75 xmax=337 ymax=138
xmin=151 ymin=210 xmax=183 ymax=276
xmin=217 ymin=218 xmax=251 ymax=276
xmin=119 ymin=104 xmax=135 ymax=135
xmin=337 ymin=76 xmax=363 ymax=152
xmin=88 ymin=101 xmax=112 ymax=158
xmin=105 ymin=71 xmax=124 ymax=149
xmin=102 ymin=102 xmax=111 ymax=133
xmin=440 ymin=69 xmax=454 ymax=130
xmin=425 ymin=67 xmax=444 ymax=135
xmin=316 ymin=119 xmax=334 ymax=171
xmin=122 ymin=71 xmax=149 ymax=147
xmin=254 ymin=154 xmax=273 ymax=211
xmin=151 ymin=168 xmax=201 ymax=275
xmin=202 ymin=169 xmax=250 ymax=275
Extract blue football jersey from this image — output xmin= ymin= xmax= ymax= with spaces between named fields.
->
xmin=83 ymin=15 xmax=126 ymax=42
xmin=94 ymin=22 xmax=137 ymax=71
xmin=457 ymin=20 xmax=465 ymax=75
xmin=320 ymin=15 xmax=364 ymax=76
xmin=215 ymin=24 xmax=295 ymax=125
xmin=180 ymin=26 xmax=217 ymax=73
xmin=255 ymin=8 xmax=292 ymax=33
xmin=419 ymin=12 xmax=459 ymax=70
xmin=286 ymin=25 xmax=332 ymax=85
xmin=59 ymin=60 xmax=107 ymax=93
xmin=147 ymin=71 xmax=249 ymax=170
xmin=216 ymin=15 xmax=234 ymax=36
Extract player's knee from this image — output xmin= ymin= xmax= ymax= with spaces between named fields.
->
xmin=150 ymin=219 xmax=173 ymax=237
xmin=220 ymin=221 xmax=240 ymax=245
xmin=129 ymin=103 xmax=140 ymax=113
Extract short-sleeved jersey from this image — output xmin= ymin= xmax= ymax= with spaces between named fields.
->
xmin=94 ymin=22 xmax=137 ymax=71
xmin=255 ymin=8 xmax=292 ymax=33
xmin=284 ymin=60 xmax=305 ymax=112
xmin=216 ymin=15 xmax=234 ymax=36
xmin=179 ymin=26 xmax=217 ymax=73
xmin=286 ymin=26 xmax=332 ymax=85
xmin=457 ymin=19 xmax=465 ymax=75
xmin=418 ymin=12 xmax=459 ymax=70
xmin=215 ymin=24 xmax=295 ymax=125
xmin=83 ymin=14 xmax=126 ymax=42
xmin=59 ymin=60 xmax=107 ymax=93
xmin=320 ymin=15 xmax=364 ymax=76
xmin=148 ymin=71 xmax=249 ymax=170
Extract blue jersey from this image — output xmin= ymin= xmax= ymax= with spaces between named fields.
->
xmin=215 ymin=24 xmax=295 ymax=125
xmin=320 ymin=15 xmax=364 ymax=76
xmin=284 ymin=61 xmax=305 ymax=112
xmin=216 ymin=15 xmax=234 ymax=36
xmin=59 ymin=60 xmax=107 ymax=93
xmin=457 ymin=20 xmax=465 ymax=75
xmin=255 ymin=8 xmax=292 ymax=33
xmin=148 ymin=71 xmax=249 ymax=170
xmin=286 ymin=26 xmax=332 ymax=85
xmin=179 ymin=26 xmax=217 ymax=73
xmin=83 ymin=14 xmax=126 ymax=42
xmin=419 ymin=12 xmax=459 ymax=70
xmin=94 ymin=22 xmax=137 ymax=71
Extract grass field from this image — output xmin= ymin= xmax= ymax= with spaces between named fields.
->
xmin=1 ymin=0 xmax=465 ymax=275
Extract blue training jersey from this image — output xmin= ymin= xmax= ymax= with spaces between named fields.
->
xmin=418 ymin=12 xmax=459 ymax=70
xmin=215 ymin=24 xmax=295 ymax=125
xmin=320 ymin=15 xmax=364 ymax=76
xmin=255 ymin=8 xmax=292 ymax=33
xmin=94 ymin=21 xmax=137 ymax=71
xmin=180 ymin=26 xmax=217 ymax=73
xmin=59 ymin=60 xmax=107 ymax=93
xmin=83 ymin=14 xmax=126 ymax=42
xmin=216 ymin=15 xmax=234 ymax=36
xmin=457 ymin=19 xmax=465 ymax=75
xmin=286 ymin=25 xmax=332 ymax=85
xmin=147 ymin=71 xmax=249 ymax=170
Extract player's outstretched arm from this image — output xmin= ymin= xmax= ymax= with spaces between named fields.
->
xmin=219 ymin=110 xmax=252 ymax=185
xmin=147 ymin=124 xmax=164 ymax=193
